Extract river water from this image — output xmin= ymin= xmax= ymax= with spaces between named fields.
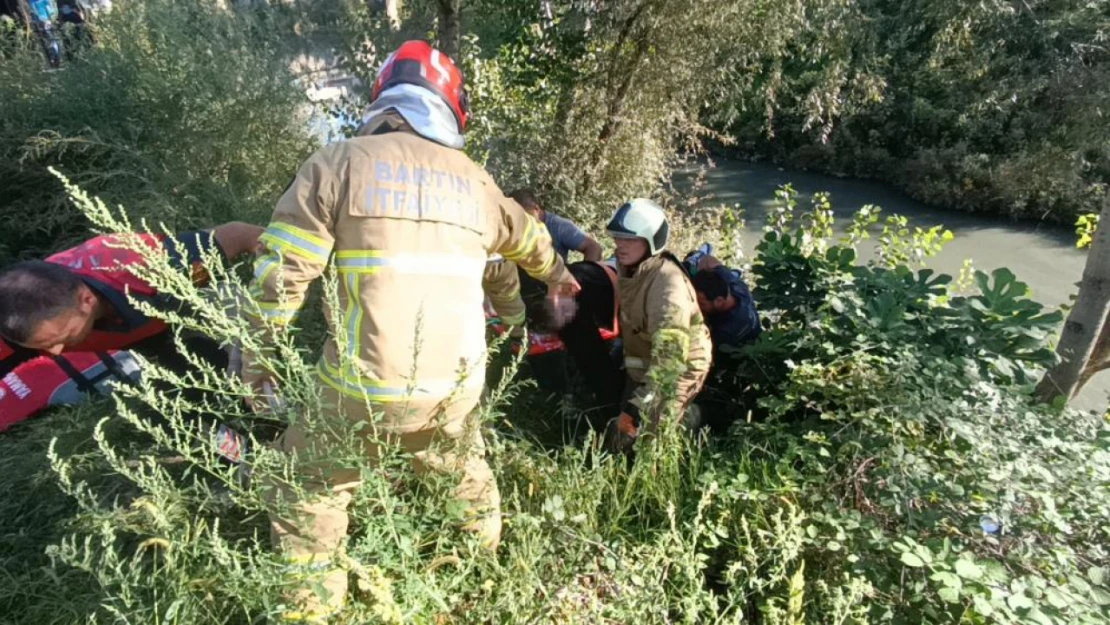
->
xmin=676 ymin=158 xmax=1104 ymax=413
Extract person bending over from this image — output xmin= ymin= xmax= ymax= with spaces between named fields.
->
xmin=0 ymin=222 xmax=262 ymax=431
xmin=683 ymin=244 xmax=762 ymax=351
xmin=511 ymin=189 xmax=602 ymax=263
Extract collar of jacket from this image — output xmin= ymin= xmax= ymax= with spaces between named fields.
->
xmin=621 ymin=252 xmax=681 ymax=280
xmin=356 ymin=83 xmax=466 ymax=149
xmin=356 ymin=111 xmax=414 ymax=137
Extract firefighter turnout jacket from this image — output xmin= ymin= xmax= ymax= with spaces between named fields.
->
xmin=482 ymin=255 xmax=526 ymax=332
xmin=244 ymin=117 xmax=572 ymax=423
xmin=619 ymin=253 xmax=712 ymax=425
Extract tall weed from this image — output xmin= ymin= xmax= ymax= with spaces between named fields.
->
xmin=0 ymin=0 xmax=316 ymax=263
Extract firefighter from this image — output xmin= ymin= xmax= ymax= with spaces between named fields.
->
xmin=0 ymin=222 xmax=263 ymax=430
xmin=241 ymin=40 xmax=579 ymax=622
xmin=484 ymin=189 xmax=602 ymax=341
xmin=604 ymin=199 xmax=713 ymax=453
xmin=506 ymin=189 xmax=602 ymax=333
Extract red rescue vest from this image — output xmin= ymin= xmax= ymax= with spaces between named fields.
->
xmin=44 ymin=233 xmax=171 ymax=351
xmin=0 ymin=350 xmax=141 ymax=431
xmin=0 ymin=231 xmax=221 ymax=429
xmin=1 ymin=233 xmax=174 ymax=390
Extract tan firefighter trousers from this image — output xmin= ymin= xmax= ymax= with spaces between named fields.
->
xmin=267 ymin=388 xmax=500 ymax=623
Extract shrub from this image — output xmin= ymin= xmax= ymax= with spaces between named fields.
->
xmin=711 ymin=186 xmax=1110 ymax=623
xmin=0 ymin=0 xmax=317 ymax=264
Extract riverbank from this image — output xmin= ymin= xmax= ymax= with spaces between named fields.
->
xmin=675 ymin=157 xmax=1105 ymax=413
xmin=291 ymin=50 xmax=1106 ymax=414
xmin=705 ymin=139 xmax=1105 ymax=226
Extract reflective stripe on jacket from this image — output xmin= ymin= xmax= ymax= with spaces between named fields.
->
xmin=246 ymin=118 xmax=570 ymax=417
xmin=483 ymin=258 xmax=525 ymax=327
xmin=618 ymin=253 xmax=712 ymax=418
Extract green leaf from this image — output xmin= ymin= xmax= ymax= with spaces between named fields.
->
xmin=1088 ymin=566 xmax=1108 ymax=587
xmin=1027 ymin=608 xmax=1055 ymax=625
xmin=972 ymin=594 xmax=994 ymax=617
xmin=1007 ymin=593 xmax=1034 ymax=611
xmin=913 ymin=545 xmax=934 ymax=565
xmin=901 ymin=552 xmax=927 ymax=568
xmin=938 ymin=587 xmax=961 ymax=603
xmin=1045 ymin=588 xmax=1069 ymax=609
xmin=955 ymin=559 xmax=984 ymax=581
xmin=931 ymin=571 xmax=962 ymax=591
xmin=444 ymin=499 xmax=470 ymax=520
xmin=1068 ymin=574 xmax=1093 ymax=593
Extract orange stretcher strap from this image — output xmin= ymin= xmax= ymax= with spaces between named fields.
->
xmin=486 ymin=262 xmax=621 ymax=356
xmin=591 ymin=261 xmax=620 ymax=336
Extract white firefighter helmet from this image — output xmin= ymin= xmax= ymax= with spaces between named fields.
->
xmin=605 ymin=198 xmax=669 ymax=256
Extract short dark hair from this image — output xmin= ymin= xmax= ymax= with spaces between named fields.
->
xmin=509 ymin=189 xmax=541 ymax=211
xmin=0 ymin=261 xmax=85 ymax=344
xmin=692 ymin=270 xmax=729 ymax=301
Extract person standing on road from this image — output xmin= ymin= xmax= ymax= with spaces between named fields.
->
xmin=242 ymin=40 xmax=579 ymax=623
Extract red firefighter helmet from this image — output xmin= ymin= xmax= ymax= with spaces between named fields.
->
xmin=371 ymin=40 xmax=470 ymax=132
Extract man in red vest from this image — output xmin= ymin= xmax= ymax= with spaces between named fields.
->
xmin=0 ymin=222 xmax=263 ymax=432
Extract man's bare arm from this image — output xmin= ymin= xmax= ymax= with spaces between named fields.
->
xmin=578 ymin=235 xmax=603 ymax=262
xmin=211 ymin=222 xmax=265 ymax=259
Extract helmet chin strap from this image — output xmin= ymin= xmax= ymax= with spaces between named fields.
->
xmin=361 ymin=84 xmax=466 ymax=150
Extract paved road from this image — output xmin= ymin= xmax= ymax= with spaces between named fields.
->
xmin=675 ymin=158 xmax=1103 ymax=412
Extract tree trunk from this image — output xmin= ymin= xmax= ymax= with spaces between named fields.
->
xmin=541 ymin=0 xmax=554 ymax=27
xmin=377 ymin=0 xmax=402 ymax=31
xmin=594 ymin=35 xmax=649 ymax=146
xmin=579 ymin=1 xmax=653 ymax=195
xmin=436 ymin=0 xmax=461 ymax=59
xmin=1035 ymin=194 xmax=1110 ymax=404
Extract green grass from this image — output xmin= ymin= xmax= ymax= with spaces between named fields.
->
xmin=3 ymin=186 xmax=1109 ymax=624
xmin=0 ymin=403 xmax=114 ymax=624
